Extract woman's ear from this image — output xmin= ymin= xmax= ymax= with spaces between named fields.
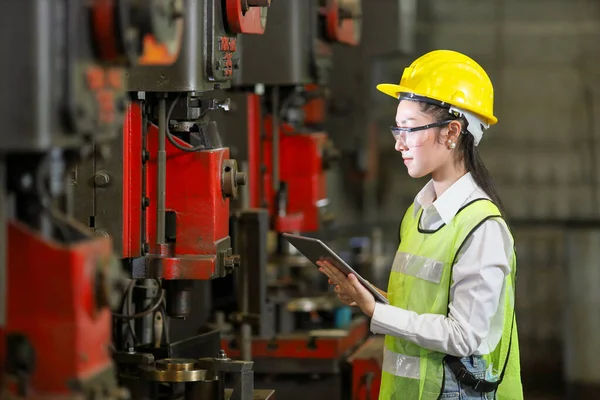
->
xmin=447 ymin=120 xmax=462 ymax=143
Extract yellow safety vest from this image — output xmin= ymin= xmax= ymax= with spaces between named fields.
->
xmin=379 ymin=199 xmax=523 ymax=400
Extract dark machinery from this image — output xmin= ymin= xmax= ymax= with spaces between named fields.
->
xmin=0 ymin=0 xmax=182 ymax=398
xmin=207 ymin=1 xmax=367 ymax=399
xmin=71 ymin=0 xmax=275 ymax=399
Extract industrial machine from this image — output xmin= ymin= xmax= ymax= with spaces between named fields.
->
xmin=0 ymin=0 xmax=182 ymax=398
xmin=205 ymin=1 xmax=367 ymax=398
xmin=70 ymin=0 xmax=275 ymax=399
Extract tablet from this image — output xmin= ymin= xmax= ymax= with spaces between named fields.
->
xmin=282 ymin=233 xmax=389 ymax=305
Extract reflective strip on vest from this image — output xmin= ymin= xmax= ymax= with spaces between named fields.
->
xmin=391 ymin=252 xmax=444 ymax=284
xmin=382 ymin=347 xmax=420 ymax=379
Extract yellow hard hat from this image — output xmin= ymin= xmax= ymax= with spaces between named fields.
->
xmin=377 ymin=50 xmax=498 ymax=125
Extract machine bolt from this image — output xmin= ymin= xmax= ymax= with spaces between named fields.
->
xmin=235 ymin=171 xmax=247 ymax=186
xmin=223 ymin=254 xmax=241 ymax=275
xmin=218 ymin=350 xmax=230 ymax=360
xmin=94 ymin=172 xmax=110 ymax=187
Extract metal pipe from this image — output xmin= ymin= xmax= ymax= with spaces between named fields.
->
xmin=240 ymin=224 xmax=251 ymax=361
xmin=157 ymin=95 xmax=167 ymax=245
xmin=240 ymin=323 xmax=252 ymax=361
xmin=271 ymin=87 xmax=280 ymax=192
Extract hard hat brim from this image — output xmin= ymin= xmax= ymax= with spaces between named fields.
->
xmin=376 ymin=83 xmax=498 ymax=125
xmin=376 ymin=83 xmax=407 ymax=100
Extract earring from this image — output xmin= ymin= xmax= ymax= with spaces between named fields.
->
xmin=447 ymin=141 xmax=456 ymax=150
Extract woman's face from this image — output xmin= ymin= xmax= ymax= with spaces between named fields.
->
xmin=394 ymin=100 xmax=454 ymax=178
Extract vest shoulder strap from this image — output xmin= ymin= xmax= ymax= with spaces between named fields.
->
xmin=398 ymin=203 xmax=416 ymax=243
xmin=450 ymin=198 xmax=505 ymax=264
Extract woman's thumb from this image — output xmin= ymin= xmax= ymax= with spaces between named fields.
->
xmin=348 ymin=274 xmax=363 ymax=291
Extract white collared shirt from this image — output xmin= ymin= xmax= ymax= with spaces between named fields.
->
xmin=370 ymin=173 xmax=513 ymax=357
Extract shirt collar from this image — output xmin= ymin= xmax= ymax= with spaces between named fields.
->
xmin=413 ymin=173 xmax=478 ymax=225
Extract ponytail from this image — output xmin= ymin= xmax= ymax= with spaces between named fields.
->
xmin=461 ymin=132 xmax=505 ymax=215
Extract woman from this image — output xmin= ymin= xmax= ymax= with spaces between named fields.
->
xmin=317 ymin=50 xmax=523 ymax=399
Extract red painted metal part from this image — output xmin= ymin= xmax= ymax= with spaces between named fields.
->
xmin=274 ymin=214 xmax=304 ymax=233
xmin=247 ymin=93 xmax=262 ymax=209
xmin=221 ymin=318 xmax=368 ymax=360
xmin=303 ymin=84 xmax=327 ymax=126
xmin=90 ymin=0 xmax=121 ymax=63
xmin=348 ymin=336 xmax=384 ymax=400
xmin=325 ymin=0 xmax=361 ymax=46
xmin=225 ymin=0 xmax=268 ymax=34
xmin=144 ymin=123 xmax=231 ymax=280
xmin=0 ymin=221 xmax=114 ymax=395
xmin=262 ymin=116 xmax=327 ymax=233
xmin=122 ymin=102 xmax=144 ymax=259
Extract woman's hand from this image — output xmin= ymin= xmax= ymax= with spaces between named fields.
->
xmin=317 ymin=260 xmax=376 ymax=317
xmin=327 ymin=277 xmax=356 ymax=306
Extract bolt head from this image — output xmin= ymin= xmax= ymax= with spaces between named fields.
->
xmin=94 ymin=172 xmax=110 ymax=187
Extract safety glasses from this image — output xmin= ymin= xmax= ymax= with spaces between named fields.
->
xmin=390 ymin=120 xmax=453 ymax=147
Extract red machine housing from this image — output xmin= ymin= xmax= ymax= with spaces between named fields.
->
xmin=122 ymin=102 xmax=233 ymax=280
xmin=258 ymin=116 xmax=327 ymax=233
xmin=121 ymin=103 xmax=145 ymax=260
xmin=348 ymin=336 xmax=384 ymax=400
xmin=221 ymin=318 xmax=369 ymax=363
xmin=0 ymin=221 xmax=115 ymax=396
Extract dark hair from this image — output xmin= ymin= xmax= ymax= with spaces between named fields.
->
xmin=418 ymin=102 xmax=505 ymax=215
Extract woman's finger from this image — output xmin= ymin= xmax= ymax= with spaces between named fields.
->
xmin=338 ymin=293 xmax=357 ymax=306
xmin=319 ymin=267 xmax=334 ymax=281
xmin=323 ymin=264 xmax=346 ymax=282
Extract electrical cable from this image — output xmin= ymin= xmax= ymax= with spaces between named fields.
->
xmin=112 ymin=279 xmax=165 ymax=319
xmin=159 ymin=303 xmax=170 ymax=345
xmin=34 ymin=153 xmax=73 ymax=242
xmin=126 ymin=280 xmax=139 ymax=343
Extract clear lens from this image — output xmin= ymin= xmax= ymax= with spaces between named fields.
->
xmin=390 ymin=120 xmax=453 ymax=147
xmin=391 ymin=129 xmax=431 ymax=147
